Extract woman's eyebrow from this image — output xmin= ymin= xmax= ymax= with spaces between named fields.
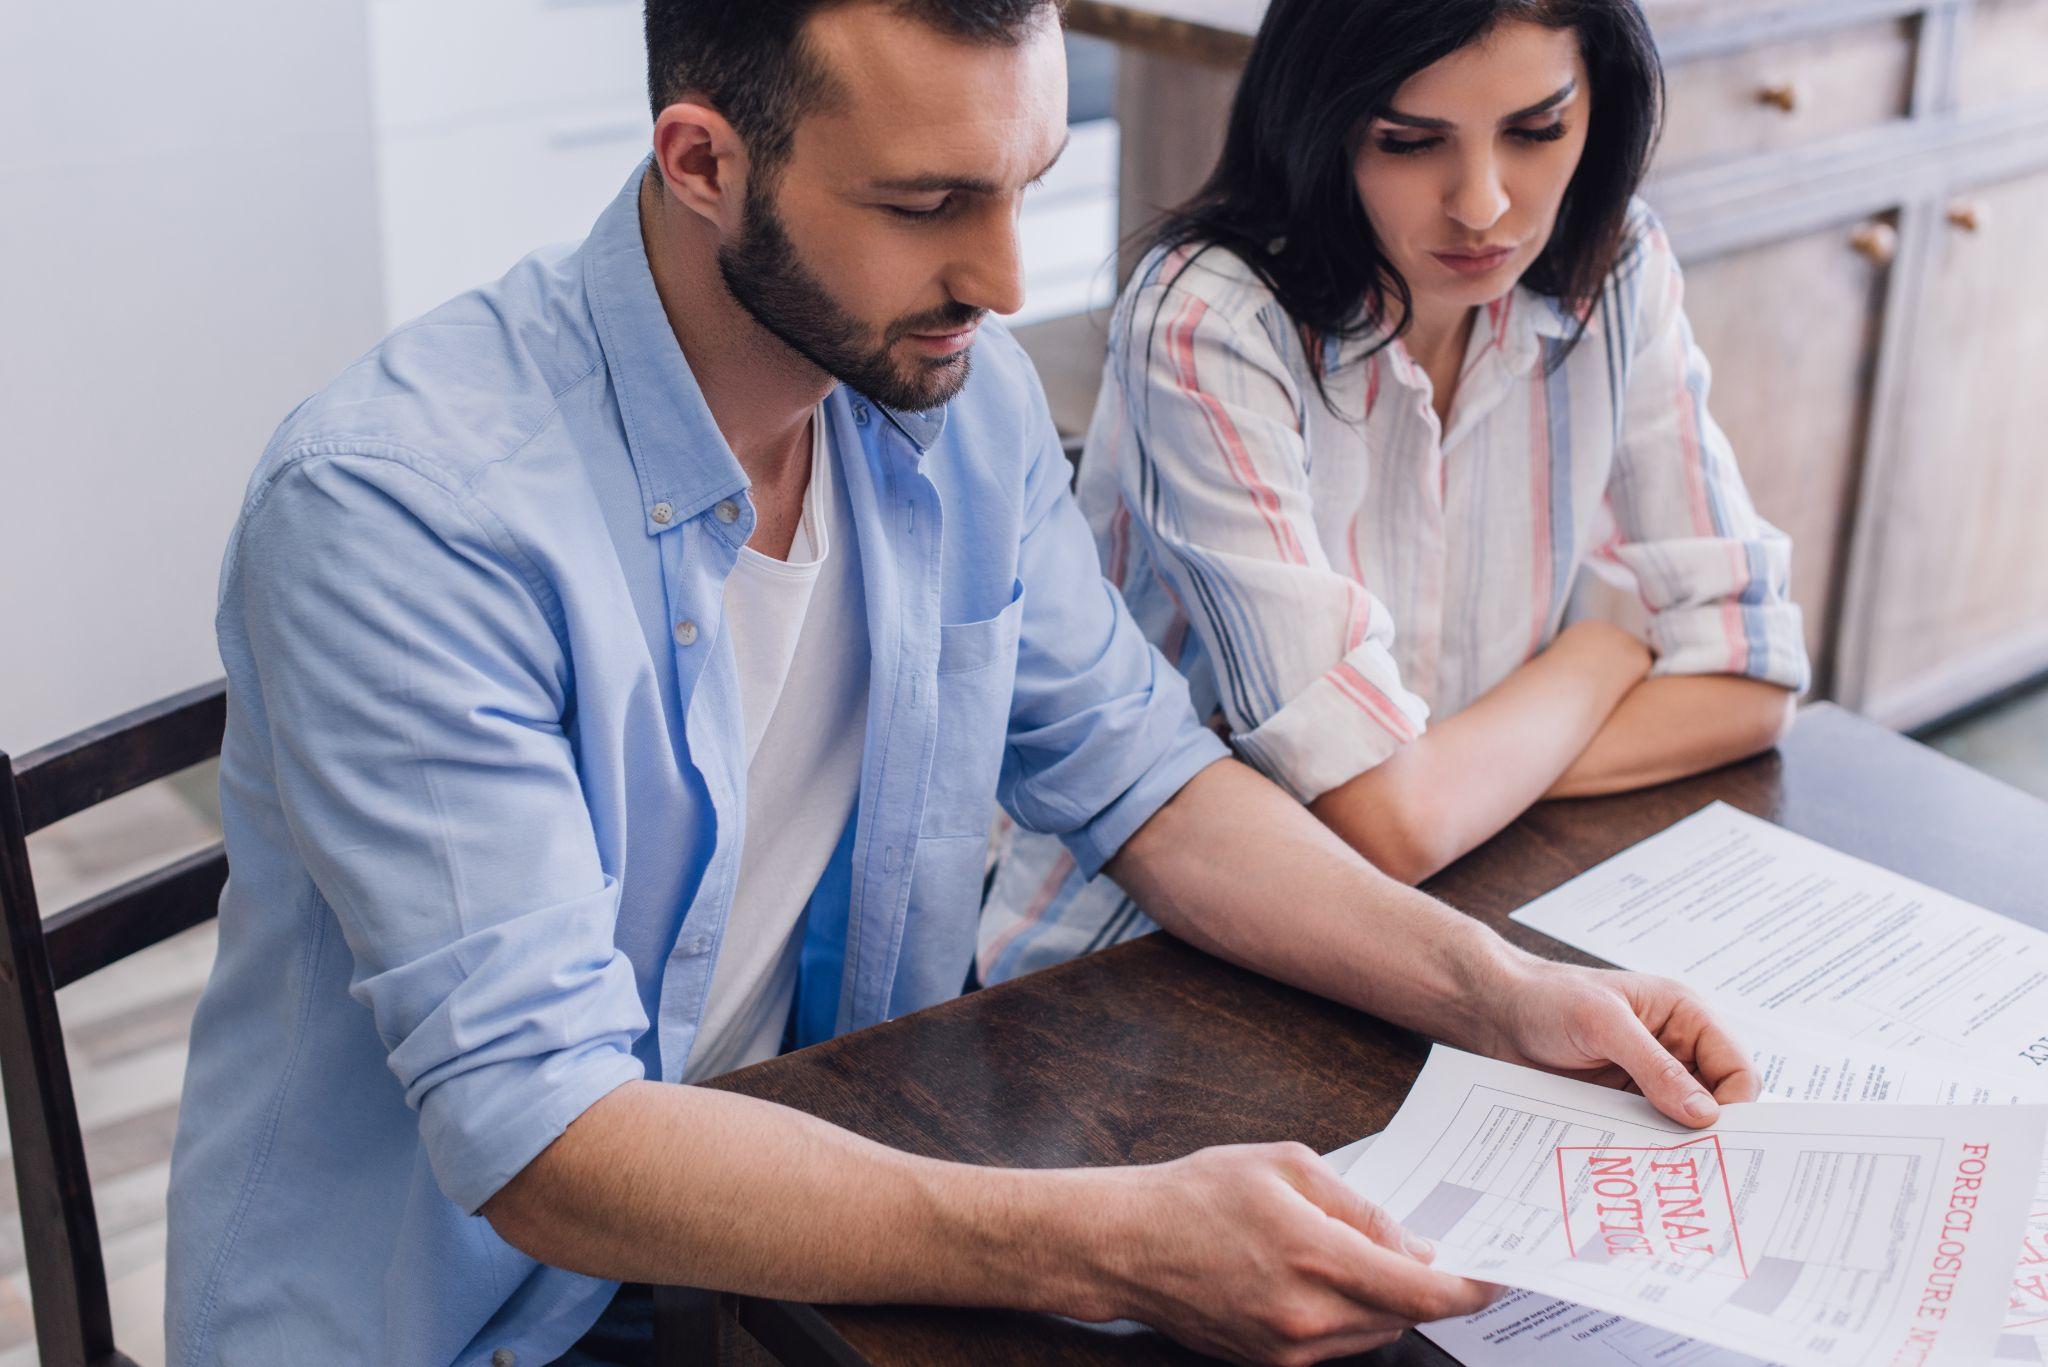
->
xmin=1379 ymin=80 xmax=1579 ymax=131
xmin=1503 ymin=80 xmax=1578 ymax=122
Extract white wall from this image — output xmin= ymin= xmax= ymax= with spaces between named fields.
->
xmin=0 ymin=0 xmax=388 ymax=754
xmin=366 ymin=1 xmax=1116 ymax=330
xmin=367 ymin=0 xmax=652 ymax=327
xmin=0 ymin=2 xmax=1117 ymax=755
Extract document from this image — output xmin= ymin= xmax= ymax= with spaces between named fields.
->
xmin=1326 ymin=1029 xmax=2047 ymax=1365
xmin=1509 ymin=802 xmax=2048 ymax=1077
xmin=1417 ymin=1287 xmax=1778 ymax=1366
xmin=1734 ymin=1006 xmax=2046 ymax=1109
xmin=1328 ymin=1139 xmax=1769 ymax=1365
xmin=1350 ymin=1030 xmax=2048 ymax=1365
xmin=1342 ymin=1046 xmax=2046 ymax=1366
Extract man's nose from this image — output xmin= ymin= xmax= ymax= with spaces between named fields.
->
xmin=947 ymin=213 xmax=1028 ymax=318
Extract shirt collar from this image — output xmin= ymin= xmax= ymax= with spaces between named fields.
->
xmin=583 ymin=159 xmax=750 ymax=535
xmin=1490 ymin=289 xmax=1556 ymax=379
xmin=1526 ymin=290 xmax=1586 ymax=341
xmin=1329 ymin=284 xmax=1588 ymax=381
xmin=581 ymin=159 xmax=951 ymax=521
xmin=876 ymin=401 xmax=947 ymax=454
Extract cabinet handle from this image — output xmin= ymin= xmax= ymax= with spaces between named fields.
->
xmin=1756 ymin=82 xmax=1801 ymax=113
xmin=1849 ymin=221 xmax=1898 ymax=265
xmin=1946 ymin=200 xmax=1988 ymax=233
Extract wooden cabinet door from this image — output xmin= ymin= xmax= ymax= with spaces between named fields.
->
xmin=1654 ymin=16 xmax=1916 ymax=175
xmin=1956 ymin=0 xmax=2048 ymax=113
xmin=1676 ymin=217 xmax=1898 ymax=693
xmin=1848 ymin=166 xmax=2048 ymax=727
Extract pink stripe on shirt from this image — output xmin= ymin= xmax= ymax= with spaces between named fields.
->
xmin=1166 ymin=296 xmax=1309 ymax=565
xmin=1328 ymin=660 xmax=1420 ymax=744
xmin=1527 ymin=368 xmax=1556 ymax=658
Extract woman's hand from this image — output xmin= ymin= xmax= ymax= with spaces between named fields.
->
xmin=1546 ymin=676 xmax=1797 ymax=800
xmin=1472 ymin=955 xmax=1759 ymax=1125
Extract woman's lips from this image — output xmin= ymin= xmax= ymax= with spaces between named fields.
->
xmin=1431 ymin=246 xmax=1516 ymax=277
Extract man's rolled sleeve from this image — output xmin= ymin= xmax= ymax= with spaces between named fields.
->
xmin=228 ymin=450 xmax=649 ymax=1214
xmin=994 ymin=356 xmax=1228 ymax=881
xmin=1059 ymin=706 xmax=1228 ymax=882
xmin=367 ymin=878 xmax=647 ymax=1213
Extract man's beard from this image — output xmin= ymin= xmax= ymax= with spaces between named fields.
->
xmin=718 ymin=179 xmax=983 ymax=413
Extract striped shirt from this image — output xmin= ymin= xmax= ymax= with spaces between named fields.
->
xmin=980 ymin=204 xmax=1809 ymax=983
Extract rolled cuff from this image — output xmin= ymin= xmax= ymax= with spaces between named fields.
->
xmin=1618 ymin=535 xmax=1812 ymax=693
xmin=362 ymin=878 xmax=654 ymax=1214
xmin=1648 ymin=600 xmax=1811 ymax=692
xmin=422 ymin=1047 xmax=647 ymax=1215
xmin=1231 ymin=643 xmax=1433 ymax=803
xmin=1063 ymin=722 xmax=1229 ymax=881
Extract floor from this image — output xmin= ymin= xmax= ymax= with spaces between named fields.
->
xmin=1925 ymin=684 xmax=2048 ymax=798
xmin=7 ymin=686 xmax=2045 ymax=1366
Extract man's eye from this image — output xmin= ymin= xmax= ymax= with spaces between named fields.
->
xmin=1375 ymin=135 xmax=1441 ymax=157
xmin=885 ymin=197 xmax=954 ymax=220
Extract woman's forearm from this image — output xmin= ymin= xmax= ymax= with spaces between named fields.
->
xmin=1307 ymin=621 xmax=1649 ymax=883
xmin=1545 ymin=675 xmax=1795 ymax=799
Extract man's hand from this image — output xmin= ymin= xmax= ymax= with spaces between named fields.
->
xmin=493 ymin=1087 xmax=1496 ymax=1367
xmin=1092 ymin=1142 xmax=1498 ymax=1366
xmin=1112 ymin=759 xmax=1761 ymax=1130
xmin=1474 ymin=957 xmax=1760 ymax=1125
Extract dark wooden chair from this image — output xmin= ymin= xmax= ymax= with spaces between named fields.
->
xmin=0 ymin=681 xmax=778 ymax=1365
xmin=0 ymin=681 xmax=228 ymax=1367
xmin=1060 ymin=430 xmax=1086 ymax=472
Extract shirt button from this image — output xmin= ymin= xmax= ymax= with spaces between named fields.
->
xmin=714 ymin=499 xmax=740 ymax=525
xmin=673 ymin=620 xmax=699 ymax=647
xmin=491 ymin=1351 xmax=516 ymax=1367
xmin=853 ymin=402 xmax=870 ymax=425
xmin=684 ymin=934 xmax=712 ymax=956
xmin=650 ymin=502 xmax=674 ymax=525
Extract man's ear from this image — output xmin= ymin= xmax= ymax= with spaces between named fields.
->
xmin=651 ymin=101 xmax=751 ymax=231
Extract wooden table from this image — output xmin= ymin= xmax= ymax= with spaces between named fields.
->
xmin=700 ymin=704 xmax=2048 ymax=1364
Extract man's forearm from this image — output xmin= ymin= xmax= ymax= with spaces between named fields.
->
xmin=1107 ymin=759 xmax=1529 ymax=1052
xmin=485 ymin=1069 xmax=1504 ymax=1363
xmin=484 ymin=1081 xmax=1121 ymax=1314
xmin=1546 ymin=676 xmax=1794 ymax=799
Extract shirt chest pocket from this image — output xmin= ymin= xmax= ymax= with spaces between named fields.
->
xmin=921 ymin=578 xmax=1025 ymax=838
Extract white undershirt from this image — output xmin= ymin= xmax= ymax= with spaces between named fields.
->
xmin=683 ymin=409 xmax=868 ymax=1083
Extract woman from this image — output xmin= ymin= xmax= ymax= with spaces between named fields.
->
xmin=981 ymin=0 xmax=1808 ymax=981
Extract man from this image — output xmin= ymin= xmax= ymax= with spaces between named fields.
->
xmin=165 ymin=2 xmax=1756 ymax=1363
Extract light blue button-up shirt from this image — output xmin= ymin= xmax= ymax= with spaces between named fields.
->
xmin=166 ymin=162 xmax=1225 ymax=1366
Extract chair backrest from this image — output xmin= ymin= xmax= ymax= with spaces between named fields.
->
xmin=0 ymin=681 xmax=228 ymax=1367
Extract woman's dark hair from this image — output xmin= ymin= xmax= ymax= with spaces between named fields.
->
xmin=1142 ymin=0 xmax=1662 ymax=394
